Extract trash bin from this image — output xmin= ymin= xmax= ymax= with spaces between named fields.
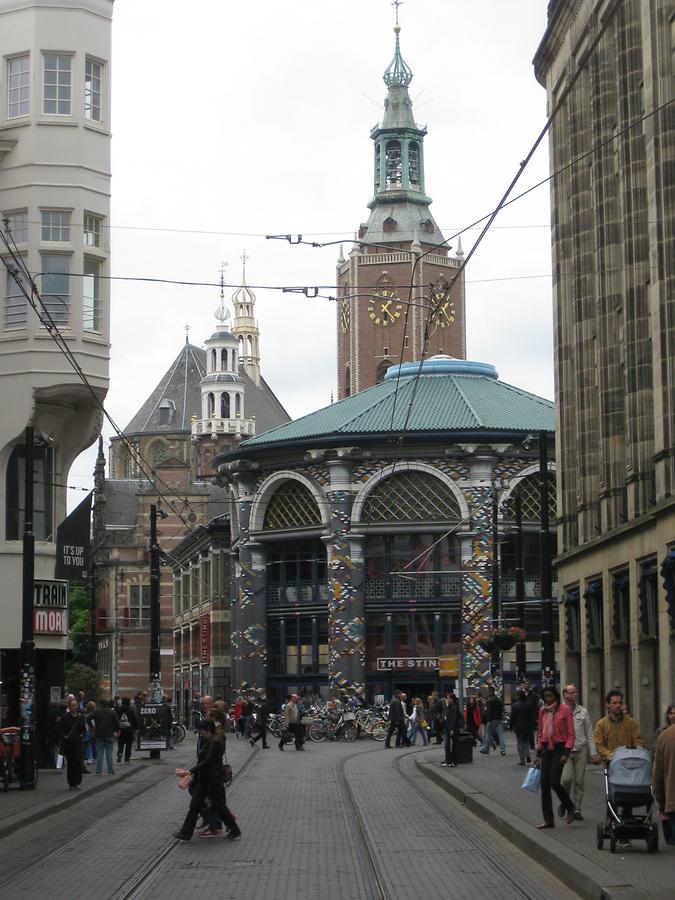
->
xmin=454 ymin=732 xmax=473 ymax=764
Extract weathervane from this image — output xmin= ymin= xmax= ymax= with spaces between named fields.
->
xmin=241 ymin=249 xmax=249 ymax=282
xmin=219 ymin=260 xmax=228 ymax=299
xmin=392 ymin=0 xmax=403 ymax=26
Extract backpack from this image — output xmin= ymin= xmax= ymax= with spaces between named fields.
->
xmin=119 ymin=712 xmax=131 ymax=730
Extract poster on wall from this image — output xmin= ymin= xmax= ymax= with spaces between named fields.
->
xmin=136 ymin=703 xmax=169 ymax=751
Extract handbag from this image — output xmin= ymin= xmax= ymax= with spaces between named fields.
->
xmin=223 ymin=748 xmax=233 ymax=786
xmin=521 ymin=765 xmax=541 ymax=793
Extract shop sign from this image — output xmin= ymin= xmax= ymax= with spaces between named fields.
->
xmin=376 ymin=657 xmax=439 ymax=671
xmin=136 ymin=703 xmax=169 ymax=751
xmin=33 ymin=579 xmax=68 ymax=635
xmin=199 ymin=613 xmax=210 ymax=664
xmin=438 ymin=655 xmax=459 ymax=677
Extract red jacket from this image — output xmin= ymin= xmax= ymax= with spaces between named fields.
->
xmin=537 ymin=702 xmax=575 ymax=752
xmin=465 ymin=703 xmax=482 ymax=732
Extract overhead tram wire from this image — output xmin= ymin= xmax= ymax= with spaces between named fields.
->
xmin=0 ymin=229 xmax=197 ymax=529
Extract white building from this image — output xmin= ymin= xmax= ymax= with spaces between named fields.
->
xmin=0 ymin=0 xmax=113 ymax=735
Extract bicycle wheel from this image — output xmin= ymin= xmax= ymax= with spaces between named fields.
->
xmin=308 ymin=721 xmax=328 ymax=743
xmin=342 ymin=723 xmax=357 ymax=743
xmin=370 ymin=720 xmax=388 ymax=742
xmin=172 ymin=723 xmax=186 ymax=744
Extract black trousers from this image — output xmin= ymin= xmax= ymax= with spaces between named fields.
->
xmin=117 ymin=731 xmax=134 ymax=762
xmin=177 ymin=778 xmax=237 ymax=839
xmin=385 ymin=720 xmax=408 ymax=747
xmin=540 ymin=743 xmax=574 ymax=824
xmin=64 ymin=746 xmax=82 ymax=787
xmin=251 ymin=722 xmax=268 ymax=747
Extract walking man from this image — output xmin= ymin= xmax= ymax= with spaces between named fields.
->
xmin=440 ymin=689 xmax=462 ymax=767
xmin=251 ymin=693 xmax=270 ymax=749
xmin=280 ymin=693 xmax=303 ymax=750
xmin=384 ymin=690 xmax=409 ymax=749
xmin=559 ymin=684 xmax=600 ymax=820
xmin=594 ymin=690 xmax=645 ymax=762
xmin=93 ymin=698 xmax=120 ymax=775
xmin=479 ymin=687 xmax=505 ymax=755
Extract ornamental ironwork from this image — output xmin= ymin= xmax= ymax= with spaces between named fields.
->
xmin=263 ymin=480 xmax=322 ymax=531
xmin=361 ymin=471 xmax=461 ymax=524
xmin=500 ymin=473 xmax=557 ymax=523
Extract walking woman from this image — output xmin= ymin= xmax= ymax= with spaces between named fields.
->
xmin=534 ymin=686 xmax=575 ymax=828
xmin=464 ymin=696 xmax=482 ymax=748
xmin=173 ymin=718 xmax=240 ymax=841
xmin=408 ymin=697 xmax=429 ymax=746
xmin=59 ymin=697 xmax=86 ymax=791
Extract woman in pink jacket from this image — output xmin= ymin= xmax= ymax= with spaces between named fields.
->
xmin=534 ymin=685 xmax=576 ymax=828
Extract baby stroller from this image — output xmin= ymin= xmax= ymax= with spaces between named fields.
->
xmin=596 ymin=746 xmax=658 ymax=853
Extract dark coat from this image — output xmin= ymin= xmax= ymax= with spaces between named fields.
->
xmin=389 ymin=698 xmax=405 ymax=723
xmin=190 ymin=734 xmax=224 ymax=784
xmin=59 ymin=711 xmax=86 ymax=748
xmin=485 ymin=695 xmax=504 ymax=723
xmin=442 ymin=700 xmax=463 ymax=733
xmin=92 ymin=706 xmax=121 ymax=739
xmin=509 ymin=700 xmax=533 ymax=735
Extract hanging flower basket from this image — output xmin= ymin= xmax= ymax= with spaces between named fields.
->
xmin=477 ymin=626 xmax=525 ymax=654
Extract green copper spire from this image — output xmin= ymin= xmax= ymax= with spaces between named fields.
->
xmin=383 ymin=23 xmax=413 ymax=88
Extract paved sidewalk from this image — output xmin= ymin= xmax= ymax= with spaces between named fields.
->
xmin=417 ymin=733 xmax=673 ymax=900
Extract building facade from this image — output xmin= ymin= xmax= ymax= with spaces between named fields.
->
xmin=100 ymin=278 xmax=289 ymax=703
xmin=0 ymin=0 xmax=113 ymax=733
xmin=534 ymin=0 xmax=674 ymax=731
xmin=214 ymin=357 xmax=557 ymax=708
xmin=336 ymin=22 xmax=466 ymax=400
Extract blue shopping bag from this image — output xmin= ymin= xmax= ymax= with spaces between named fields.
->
xmin=521 ymin=766 xmax=541 ymax=793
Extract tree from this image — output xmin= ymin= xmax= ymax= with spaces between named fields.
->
xmin=64 ymin=663 xmax=101 ymax=702
xmin=68 ymin=582 xmax=92 ymax=667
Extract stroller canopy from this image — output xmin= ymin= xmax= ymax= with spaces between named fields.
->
xmin=608 ymin=746 xmax=652 ymax=789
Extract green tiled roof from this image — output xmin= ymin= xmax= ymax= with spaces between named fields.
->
xmin=239 ymin=369 xmax=553 ymax=449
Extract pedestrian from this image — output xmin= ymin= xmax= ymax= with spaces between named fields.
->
xmin=534 ymin=686 xmax=575 ymax=829
xmin=429 ymin=691 xmax=443 ymax=745
xmin=464 ymin=695 xmax=482 ymax=748
xmin=408 ymin=697 xmax=429 ymax=746
xmin=509 ymin=691 xmax=533 ymax=765
xmin=652 ymin=711 xmax=675 ymax=847
xmin=384 ymin=690 xmax=409 ymax=749
xmin=173 ymin=718 xmax=240 ymax=841
xmin=521 ymin=680 xmax=540 ymax=751
xmin=242 ymin=694 xmax=255 ymax=739
xmin=280 ymin=693 xmax=303 ymax=750
xmin=83 ymin=700 xmax=97 ymax=769
xmin=593 ymin=690 xmax=645 ymax=763
xmin=654 ymin=703 xmax=675 ymax=743
xmin=479 ymin=686 xmax=506 ymax=755
xmin=558 ymin=684 xmax=600 ymax=820
xmin=440 ymin=689 xmax=462 ymax=767
xmin=116 ymin=696 xmax=138 ymax=764
xmin=233 ymin=696 xmax=244 ymax=737
xmin=92 ymin=698 xmax=120 ymax=775
xmin=251 ymin=693 xmax=270 ymax=749
xmin=59 ymin=698 xmax=86 ymax=790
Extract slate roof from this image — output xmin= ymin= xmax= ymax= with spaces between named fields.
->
xmin=232 ymin=359 xmax=553 ymax=453
xmin=123 ymin=341 xmax=290 ymax=436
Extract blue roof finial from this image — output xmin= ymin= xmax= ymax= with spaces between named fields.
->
xmin=384 ymin=2 xmax=413 ymax=88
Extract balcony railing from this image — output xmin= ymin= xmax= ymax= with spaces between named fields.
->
xmin=365 ymin=573 xmax=462 ymax=601
xmin=267 ymin=581 xmax=330 ymax=607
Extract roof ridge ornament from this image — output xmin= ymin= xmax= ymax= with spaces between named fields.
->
xmin=215 ymin=260 xmax=231 ymax=326
xmin=383 ymin=1 xmax=413 ymax=88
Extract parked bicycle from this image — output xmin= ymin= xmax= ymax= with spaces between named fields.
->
xmin=308 ymin=710 xmax=357 ymax=743
xmin=171 ymin=722 xmax=187 ymax=744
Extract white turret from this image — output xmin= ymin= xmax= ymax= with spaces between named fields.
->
xmin=231 ymin=252 xmax=261 ymax=387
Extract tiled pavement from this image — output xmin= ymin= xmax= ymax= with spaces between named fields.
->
xmin=1 ymin=735 xmax=577 ymax=900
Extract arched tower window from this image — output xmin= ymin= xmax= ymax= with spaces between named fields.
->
xmin=220 ymin=348 xmax=227 ymax=370
xmin=235 ymin=393 xmax=241 ymax=417
xmin=385 ymin=140 xmax=402 ymax=187
xmin=263 ymin=480 xmax=322 ymax=530
xmin=247 ymin=335 xmax=254 ymax=357
xmin=221 ymin=393 xmax=230 ymax=417
xmin=362 ymin=471 xmax=462 ymax=523
xmin=233 ymin=349 xmax=237 ymax=369
xmin=207 ymin=393 xmax=215 ymax=417
xmin=383 ymin=217 xmax=397 ymax=233
xmin=210 ymin=349 xmax=217 ymax=372
xmin=375 ymin=144 xmax=381 ymax=191
xmin=344 ymin=366 xmax=351 ymax=398
xmin=409 ymin=142 xmax=420 ymax=186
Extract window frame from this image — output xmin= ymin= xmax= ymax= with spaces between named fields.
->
xmin=84 ymin=56 xmax=103 ymax=122
xmin=83 ymin=212 xmax=103 ymax=248
xmin=82 ymin=255 xmax=102 ymax=331
xmin=2 ymin=210 xmax=29 ymax=244
xmin=42 ymin=53 xmax=72 ymax=116
xmin=129 ymin=584 xmax=151 ymax=627
xmin=7 ymin=54 xmax=30 ymax=119
xmin=4 ymin=257 xmax=28 ymax=330
xmin=40 ymin=252 xmax=71 ymax=328
xmin=41 ymin=210 xmax=71 ymax=243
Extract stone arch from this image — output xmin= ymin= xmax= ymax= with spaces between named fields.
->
xmin=249 ymin=471 xmax=330 ymax=533
xmin=351 ymin=461 xmax=470 ymax=526
xmin=500 ymin=463 xmax=557 ymax=523
xmin=146 ymin=437 xmax=169 ymax=469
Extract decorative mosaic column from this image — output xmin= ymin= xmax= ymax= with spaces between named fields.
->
xmin=233 ymin=472 xmax=266 ymax=692
xmin=325 ymin=458 xmax=366 ymax=697
xmin=460 ymin=485 xmax=494 ymax=691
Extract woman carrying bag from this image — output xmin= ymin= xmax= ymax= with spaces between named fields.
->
xmin=534 ymin=686 xmax=576 ymax=828
xmin=59 ymin=697 xmax=86 ymax=791
xmin=173 ymin=718 xmax=240 ymax=842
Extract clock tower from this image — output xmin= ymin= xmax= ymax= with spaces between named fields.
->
xmin=337 ymin=19 xmax=466 ymax=398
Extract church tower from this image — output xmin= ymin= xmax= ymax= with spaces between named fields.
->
xmin=231 ymin=253 xmax=261 ymax=387
xmin=337 ymin=16 xmax=466 ymax=398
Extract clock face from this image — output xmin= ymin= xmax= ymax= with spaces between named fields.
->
xmin=368 ymin=288 xmax=403 ymax=326
xmin=430 ymin=287 xmax=455 ymax=330
xmin=340 ymin=298 xmax=350 ymax=332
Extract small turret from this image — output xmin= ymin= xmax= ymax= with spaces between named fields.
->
xmin=231 ymin=251 xmax=262 ymax=387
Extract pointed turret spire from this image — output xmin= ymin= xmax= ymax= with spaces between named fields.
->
xmin=456 ymin=235 xmax=464 ymax=258
xmin=232 ymin=250 xmax=262 ymax=387
xmin=383 ymin=12 xmax=413 ymax=88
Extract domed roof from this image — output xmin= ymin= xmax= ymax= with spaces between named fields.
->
xmin=220 ymin=356 xmax=554 ymax=456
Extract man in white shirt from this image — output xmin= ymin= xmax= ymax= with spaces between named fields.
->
xmin=559 ymin=684 xmax=600 ymax=820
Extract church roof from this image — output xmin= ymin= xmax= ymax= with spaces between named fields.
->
xmin=225 ymin=357 xmax=553 ymax=456
xmin=123 ymin=341 xmax=290 ymax=436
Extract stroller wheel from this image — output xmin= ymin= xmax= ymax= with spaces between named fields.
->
xmin=609 ymin=829 xmax=617 ymax=854
xmin=646 ymin=827 xmax=658 ymax=854
xmin=596 ymin=823 xmax=604 ymax=850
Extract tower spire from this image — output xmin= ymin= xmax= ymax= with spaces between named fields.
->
xmin=384 ymin=2 xmax=412 ymax=88
xmin=232 ymin=254 xmax=262 ymax=387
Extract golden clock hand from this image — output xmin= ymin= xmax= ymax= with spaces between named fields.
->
xmin=380 ymin=298 xmax=392 ymax=314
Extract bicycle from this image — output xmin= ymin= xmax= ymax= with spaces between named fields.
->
xmin=0 ymin=727 xmax=21 ymax=791
xmin=171 ymin=722 xmax=187 ymax=744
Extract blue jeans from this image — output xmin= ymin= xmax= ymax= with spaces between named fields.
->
xmin=481 ymin=720 xmax=505 ymax=753
xmin=444 ymin=730 xmax=456 ymax=763
xmin=95 ymin=737 xmax=115 ymax=773
xmin=516 ymin=733 xmax=531 ymax=763
xmin=409 ymin=721 xmax=428 ymax=745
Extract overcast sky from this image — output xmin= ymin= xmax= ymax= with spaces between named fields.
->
xmin=69 ymin=0 xmax=553 ymax=498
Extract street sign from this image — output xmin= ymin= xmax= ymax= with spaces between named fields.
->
xmin=438 ymin=654 xmax=459 ymax=677
xmin=376 ymin=657 xmax=439 ymax=671
xmin=136 ymin=703 xmax=169 ymax=751
xmin=33 ymin=579 xmax=68 ymax=635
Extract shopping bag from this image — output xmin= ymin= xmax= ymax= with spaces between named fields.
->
xmin=521 ymin=766 xmax=541 ymax=793
xmin=56 ymin=753 xmax=64 ymax=771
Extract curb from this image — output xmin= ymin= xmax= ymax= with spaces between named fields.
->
xmin=416 ymin=761 xmax=649 ymax=900
xmin=0 ymin=762 xmax=155 ymax=840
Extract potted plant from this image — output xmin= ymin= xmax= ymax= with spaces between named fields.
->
xmin=476 ymin=625 xmax=526 ymax=652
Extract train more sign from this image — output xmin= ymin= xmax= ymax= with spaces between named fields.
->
xmin=33 ymin=579 xmax=69 ymax=635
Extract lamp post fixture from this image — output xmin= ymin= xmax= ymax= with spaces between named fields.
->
xmin=20 ymin=425 xmax=36 ymax=789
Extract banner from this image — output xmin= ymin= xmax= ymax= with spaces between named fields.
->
xmin=199 ymin=613 xmax=210 ymax=664
xmin=136 ymin=703 xmax=169 ymax=751
xmin=54 ymin=492 xmax=92 ymax=582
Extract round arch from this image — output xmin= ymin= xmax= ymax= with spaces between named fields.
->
xmin=351 ymin=461 xmax=470 ymax=526
xmin=249 ymin=470 xmax=331 ymax=533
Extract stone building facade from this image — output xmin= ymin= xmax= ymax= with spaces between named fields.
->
xmin=534 ymin=0 xmax=674 ymax=732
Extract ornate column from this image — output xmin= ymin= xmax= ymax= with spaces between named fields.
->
xmin=233 ymin=470 xmax=266 ymax=692
xmin=324 ymin=456 xmax=365 ymax=696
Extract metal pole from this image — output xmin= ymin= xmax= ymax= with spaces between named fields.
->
xmin=491 ymin=485 xmax=501 ymax=696
xmin=90 ymin=437 xmax=105 ymax=670
xmin=149 ymin=504 xmax=162 ymax=759
xmin=514 ymin=489 xmax=527 ymax=682
xmin=539 ymin=430 xmax=554 ymax=686
xmin=20 ymin=425 xmax=36 ymax=789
